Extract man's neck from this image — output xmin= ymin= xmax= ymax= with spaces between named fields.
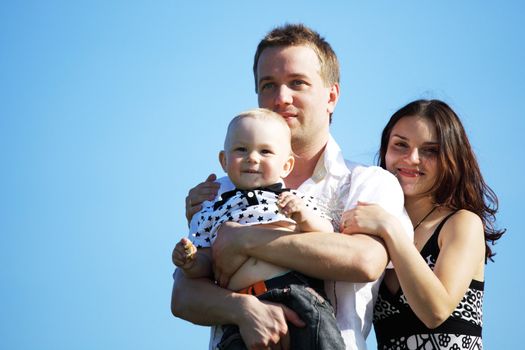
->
xmin=284 ymin=135 xmax=329 ymax=189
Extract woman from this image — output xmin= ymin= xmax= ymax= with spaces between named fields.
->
xmin=341 ymin=99 xmax=505 ymax=349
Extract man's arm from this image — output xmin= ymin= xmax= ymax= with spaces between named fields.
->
xmin=213 ymin=166 xmax=408 ymax=287
xmin=177 ymin=176 xmax=308 ymax=348
xmin=212 ymin=224 xmax=388 ymax=287
xmin=171 ymin=269 xmax=248 ymax=325
xmin=171 ymin=270 xmax=304 ymax=348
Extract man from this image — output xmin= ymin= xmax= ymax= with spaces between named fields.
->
xmin=172 ymin=24 xmax=411 ymax=350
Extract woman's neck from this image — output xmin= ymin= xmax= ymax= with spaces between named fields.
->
xmin=405 ymin=196 xmax=436 ymax=228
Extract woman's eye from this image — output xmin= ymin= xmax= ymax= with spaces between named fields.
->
xmin=260 ymin=82 xmax=275 ymax=91
xmin=422 ymin=148 xmax=439 ymax=156
xmin=394 ymin=142 xmax=408 ymax=148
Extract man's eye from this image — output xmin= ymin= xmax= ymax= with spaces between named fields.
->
xmin=291 ymin=80 xmax=306 ymax=87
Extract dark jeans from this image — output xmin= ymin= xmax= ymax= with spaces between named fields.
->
xmin=217 ymin=283 xmax=345 ymax=350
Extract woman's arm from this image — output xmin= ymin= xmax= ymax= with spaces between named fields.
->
xmin=343 ymin=205 xmax=485 ymax=328
xmin=391 ymin=210 xmax=485 ymax=328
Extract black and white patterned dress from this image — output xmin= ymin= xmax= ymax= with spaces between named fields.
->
xmin=373 ymin=212 xmax=484 ymax=350
xmin=190 ymin=183 xmax=328 ymax=248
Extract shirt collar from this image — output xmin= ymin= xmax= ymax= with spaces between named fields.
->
xmin=213 ymin=182 xmax=289 ymax=210
xmin=311 ymin=134 xmax=347 ymax=182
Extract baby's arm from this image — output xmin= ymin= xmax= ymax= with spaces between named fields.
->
xmin=277 ymin=192 xmax=333 ymax=233
xmin=172 ymin=238 xmax=213 ymax=278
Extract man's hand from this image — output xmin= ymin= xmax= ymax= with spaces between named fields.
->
xmin=212 ymin=221 xmax=249 ymax=287
xmin=237 ymin=297 xmax=305 ymax=350
xmin=185 ymin=173 xmax=220 ymax=223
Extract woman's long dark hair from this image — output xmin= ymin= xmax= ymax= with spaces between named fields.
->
xmin=379 ymin=99 xmax=505 ymax=261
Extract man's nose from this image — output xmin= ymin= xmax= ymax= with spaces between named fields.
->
xmin=274 ymin=85 xmax=293 ymax=107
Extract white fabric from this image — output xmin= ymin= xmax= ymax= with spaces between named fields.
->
xmin=205 ymin=135 xmax=412 ymax=350
xmin=190 ymin=187 xmax=327 ymax=248
xmin=326 ymin=163 xmax=412 ymax=350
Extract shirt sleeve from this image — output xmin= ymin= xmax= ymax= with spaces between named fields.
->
xmin=344 ymin=165 xmax=414 ymax=268
xmin=188 ymin=204 xmax=214 ymax=248
xmin=187 ymin=176 xmax=234 ymax=248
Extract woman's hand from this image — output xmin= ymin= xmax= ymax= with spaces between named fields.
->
xmin=340 ymin=201 xmax=391 ymax=239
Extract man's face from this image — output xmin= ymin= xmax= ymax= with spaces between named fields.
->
xmin=256 ymin=45 xmax=339 ymax=147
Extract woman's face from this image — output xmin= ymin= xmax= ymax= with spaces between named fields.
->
xmin=385 ymin=115 xmax=439 ymax=199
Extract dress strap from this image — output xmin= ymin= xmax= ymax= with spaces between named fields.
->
xmin=420 ymin=210 xmax=459 ymax=257
xmin=435 ymin=210 xmax=458 ymax=233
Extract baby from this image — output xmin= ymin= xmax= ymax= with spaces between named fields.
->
xmin=173 ymin=108 xmax=345 ymax=349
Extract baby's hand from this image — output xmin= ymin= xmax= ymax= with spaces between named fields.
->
xmin=172 ymin=237 xmax=197 ymax=270
xmin=278 ymin=192 xmax=307 ymax=223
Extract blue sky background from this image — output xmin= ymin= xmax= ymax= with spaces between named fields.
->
xmin=1 ymin=1 xmax=523 ymax=349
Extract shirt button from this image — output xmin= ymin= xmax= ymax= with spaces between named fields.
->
xmin=247 ymin=191 xmax=254 ymax=198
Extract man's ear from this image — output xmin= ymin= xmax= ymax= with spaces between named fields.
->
xmin=327 ymin=82 xmax=340 ymax=114
xmin=281 ymin=155 xmax=295 ymax=178
xmin=218 ymin=151 xmax=228 ymax=172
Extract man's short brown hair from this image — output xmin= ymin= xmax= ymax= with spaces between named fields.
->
xmin=253 ymin=23 xmax=340 ymax=93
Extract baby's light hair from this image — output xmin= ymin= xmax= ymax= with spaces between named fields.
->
xmin=225 ymin=108 xmax=292 ymax=151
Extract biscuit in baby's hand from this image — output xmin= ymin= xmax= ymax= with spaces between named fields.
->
xmin=183 ymin=239 xmax=197 ymax=260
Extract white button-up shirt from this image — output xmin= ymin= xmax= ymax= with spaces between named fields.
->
xmin=204 ymin=135 xmax=412 ymax=350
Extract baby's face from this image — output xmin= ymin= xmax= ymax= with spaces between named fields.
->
xmin=220 ymin=117 xmax=294 ymax=190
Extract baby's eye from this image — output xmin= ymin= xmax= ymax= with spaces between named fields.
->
xmin=261 ymin=149 xmax=273 ymax=155
xmin=234 ymin=147 xmax=247 ymax=152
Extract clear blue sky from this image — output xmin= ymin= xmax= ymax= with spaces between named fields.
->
xmin=1 ymin=1 xmax=522 ymax=349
